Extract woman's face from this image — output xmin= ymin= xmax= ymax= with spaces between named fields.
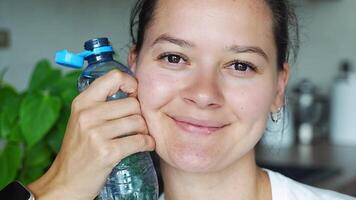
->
xmin=129 ymin=0 xmax=288 ymax=172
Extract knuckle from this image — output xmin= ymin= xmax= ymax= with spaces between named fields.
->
xmin=130 ymin=78 xmax=138 ymax=90
xmin=135 ymin=116 xmax=147 ymax=132
xmin=108 ymin=70 xmax=123 ymax=81
xmin=137 ymin=135 xmax=150 ymax=148
xmin=77 ymin=109 xmax=91 ymax=129
xmin=71 ymin=96 xmax=82 ymax=112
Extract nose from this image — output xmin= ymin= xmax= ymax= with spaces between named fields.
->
xmin=181 ymin=70 xmax=224 ymax=109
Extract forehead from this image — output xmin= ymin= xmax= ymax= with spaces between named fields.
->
xmin=153 ymin=0 xmax=273 ymax=35
xmin=145 ymin=0 xmax=276 ymax=60
xmin=156 ymin=0 xmax=271 ymax=16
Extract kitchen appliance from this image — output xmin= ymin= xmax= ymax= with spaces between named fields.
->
xmin=330 ymin=61 xmax=356 ymax=146
xmin=292 ymin=79 xmax=327 ymax=145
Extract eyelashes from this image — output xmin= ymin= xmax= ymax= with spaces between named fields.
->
xmin=226 ymin=59 xmax=257 ymax=72
xmin=157 ymin=52 xmax=188 ymax=65
xmin=157 ymin=52 xmax=258 ymax=74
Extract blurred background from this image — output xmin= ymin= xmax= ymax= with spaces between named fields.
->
xmin=0 ymin=0 xmax=355 ymax=197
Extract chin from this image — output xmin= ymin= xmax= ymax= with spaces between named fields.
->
xmin=160 ymin=141 xmax=225 ymax=173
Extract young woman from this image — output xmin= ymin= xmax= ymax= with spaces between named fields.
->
xmin=26 ymin=0 xmax=355 ymax=199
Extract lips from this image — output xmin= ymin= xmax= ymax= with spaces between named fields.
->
xmin=171 ymin=116 xmax=228 ymax=135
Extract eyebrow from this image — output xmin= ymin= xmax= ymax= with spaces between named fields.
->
xmin=152 ymin=34 xmax=195 ymax=48
xmin=152 ymin=34 xmax=269 ymax=61
xmin=227 ymin=45 xmax=269 ymax=61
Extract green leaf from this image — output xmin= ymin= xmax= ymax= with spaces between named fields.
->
xmin=28 ymin=59 xmax=62 ymax=92
xmin=61 ymin=88 xmax=78 ymax=107
xmin=19 ymin=166 xmax=45 ymax=185
xmin=46 ymin=128 xmax=64 ymax=154
xmin=0 ymin=112 xmax=12 ymax=139
xmin=0 ymin=87 xmax=21 ymax=139
xmin=0 ymin=59 xmax=79 ymax=190
xmin=19 ymin=93 xmax=62 ymax=147
xmin=47 ymin=109 xmax=69 ymax=153
xmin=0 ymin=85 xmax=18 ymax=112
xmin=50 ymin=70 xmax=80 ymax=105
xmin=24 ymin=141 xmax=52 ymax=168
xmin=7 ymin=125 xmax=24 ymax=142
xmin=1 ymin=113 xmax=20 ymax=140
xmin=47 ymin=104 xmax=71 ymax=153
xmin=20 ymin=142 xmax=52 ymax=185
xmin=0 ymin=142 xmax=23 ymax=189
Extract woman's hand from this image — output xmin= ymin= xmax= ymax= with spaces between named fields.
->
xmin=28 ymin=70 xmax=156 ymax=200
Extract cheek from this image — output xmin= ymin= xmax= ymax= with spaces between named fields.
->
xmin=135 ymin=66 xmax=181 ymax=143
xmin=136 ymin=69 xmax=178 ymax=110
xmin=225 ymin=78 xmax=275 ymax=123
xmin=219 ymin=78 xmax=276 ymax=164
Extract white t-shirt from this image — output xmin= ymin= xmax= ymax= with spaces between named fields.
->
xmin=158 ymin=169 xmax=355 ymax=200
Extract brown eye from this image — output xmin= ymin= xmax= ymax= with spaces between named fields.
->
xmin=158 ymin=53 xmax=187 ymax=65
xmin=234 ymin=62 xmax=249 ymax=71
xmin=167 ymin=55 xmax=183 ymax=64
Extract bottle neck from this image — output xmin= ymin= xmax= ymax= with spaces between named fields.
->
xmin=86 ymin=52 xmax=114 ymax=65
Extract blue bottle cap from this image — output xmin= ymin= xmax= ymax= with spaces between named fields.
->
xmin=55 ymin=42 xmax=114 ymax=69
xmin=55 ymin=50 xmax=85 ymax=69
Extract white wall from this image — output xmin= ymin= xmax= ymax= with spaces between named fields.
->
xmin=1 ymin=0 xmax=356 ymax=94
xmin=291 ymin=0 xmax=356 ymax=94
xmin=0 ymin=0 xmax=134 ymax=91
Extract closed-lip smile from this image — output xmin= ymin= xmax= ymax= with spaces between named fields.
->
xmin=170 ymin=116 xmax=229 ymax=135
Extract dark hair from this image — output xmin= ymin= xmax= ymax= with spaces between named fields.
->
xmin=129 ymin=0 xmax=299 ymax=70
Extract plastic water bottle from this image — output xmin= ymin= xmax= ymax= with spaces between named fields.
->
xmin=55 ymin=38 xmax=159 ymax=200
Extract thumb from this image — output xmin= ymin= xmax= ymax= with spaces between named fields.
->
xmin=81 ymin=70 xmax=138 ymax=103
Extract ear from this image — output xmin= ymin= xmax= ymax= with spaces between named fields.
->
xmin=271 ymin=63 xmax=289 ymax=112
xmin=127 ymin=46 xmax=138 ymax=73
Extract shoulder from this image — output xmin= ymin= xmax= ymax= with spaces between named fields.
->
xmin=265 ymin=169 xmax=356 ymax=200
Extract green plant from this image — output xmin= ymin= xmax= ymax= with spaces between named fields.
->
xmin=0 ymin=59 xmax=81 ymax=189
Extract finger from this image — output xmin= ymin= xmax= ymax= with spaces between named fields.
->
xmin=91 ymin=114 xmax=148 ymax=139
xmin=109 ymin=134 xmax=156 ymax=164
xmin=82 ymin=97 xmax=142 ymax=124
xmin=74 ymin=97 xmax=141 ymax=129
xmin=79 ymin=70 xmax=138 ymax=105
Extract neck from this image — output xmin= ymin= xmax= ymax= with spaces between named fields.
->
xmin=160 ymin=150 xmax=271 ymax=200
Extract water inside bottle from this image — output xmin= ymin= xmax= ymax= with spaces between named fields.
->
xmin=99 ymin=152 xmax=159 ymax=200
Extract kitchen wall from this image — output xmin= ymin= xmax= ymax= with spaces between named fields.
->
xmin=291 ymin=0 xmax=356 ymax=94
xmin=0 ymin=0 xmax=134 ymax=91
xmin=0 ymin=0 xmax=356 ymax=94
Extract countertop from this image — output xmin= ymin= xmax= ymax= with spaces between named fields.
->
xmin=256 ymin=141 xmax=356 ymax=196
